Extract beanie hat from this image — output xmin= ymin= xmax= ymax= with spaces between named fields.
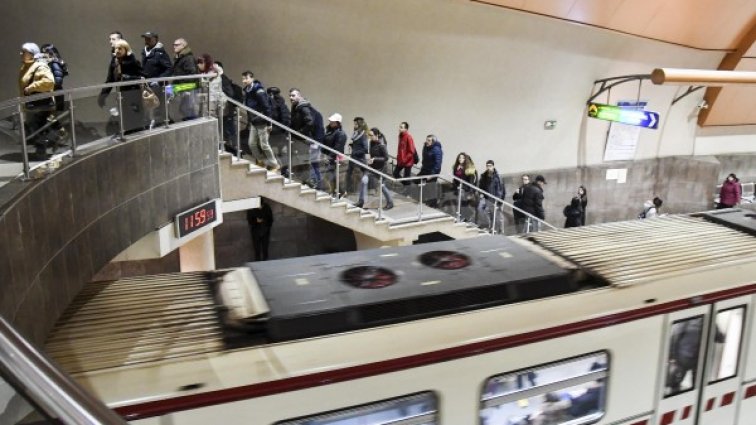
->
xmin=486 ymin=160 xmax=494 ymax=166
xmin=21 ymin=43 xmax=41 ymax=59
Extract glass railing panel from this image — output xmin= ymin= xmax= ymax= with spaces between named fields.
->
xmin=0 ymin=373 xmax=58 ymax=424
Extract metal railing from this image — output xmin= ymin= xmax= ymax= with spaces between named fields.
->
xmin=4 ymin=72 xmax=217 ymax=180
xmin=223 ymin=97 xmax=556 ymax=232
xmin=0 ymin=315 xmax=128 ymax=424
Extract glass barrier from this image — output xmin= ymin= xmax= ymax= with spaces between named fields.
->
xmin=0 ymin=374 xmax=58 ymax=424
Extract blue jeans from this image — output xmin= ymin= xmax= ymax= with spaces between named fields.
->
xmin=309 ymin=146 xmax=322 ymax=188
xmin=359 ymin=170 xmax=393 ymax=206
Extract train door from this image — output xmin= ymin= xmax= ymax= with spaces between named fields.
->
xmin=655 ymin=306 xmax=709 ymax=425
xmin=697 ymin=296 xmax=750 ymax=425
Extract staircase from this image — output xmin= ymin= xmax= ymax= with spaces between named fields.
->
xmin=218 ymin=153 xmax=483 ymax=246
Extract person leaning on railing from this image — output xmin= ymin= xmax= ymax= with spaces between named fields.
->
xmin=18 ymin=42 xmax=55 ymax=160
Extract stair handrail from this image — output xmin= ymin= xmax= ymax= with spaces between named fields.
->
xmin=225 ymin=97 xmax=555 ymax=231
xmin=0 ymin=315 xmax=128 ymax=424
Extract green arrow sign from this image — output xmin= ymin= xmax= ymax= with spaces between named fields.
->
xmin=587 ymin=102 xmax=659 ymax=129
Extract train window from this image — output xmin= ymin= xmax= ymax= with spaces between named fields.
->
xmin=274 ymin=391 xmax=438 ymax=425
xmin=708 ymin=306 xmax=745 ymax=383
xmin=664 ymin=315 xmax=704 ymax=397
xmin=479 ymin=352 xmax=608 ymax=425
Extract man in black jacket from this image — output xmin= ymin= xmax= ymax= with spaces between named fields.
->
xmin=171 ymin=38 xmax=198 ymax=120
xmin=323 ymin=113 xmax=347 ymax=196
xmin=140 ymin=32 xmax=172 ymax=125
xmin=521 ymin=174 xmax=546 ymax=232
xmin=243 ymin=71 xmax=278 ymax=171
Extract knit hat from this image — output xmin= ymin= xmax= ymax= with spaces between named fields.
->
xmin=21 ymin=43 xmax=41 ymax=59
xmin=486 ymin=160 xmax=494 ymax=166
xmin=328 ymin=113 xmax=342 ymax=123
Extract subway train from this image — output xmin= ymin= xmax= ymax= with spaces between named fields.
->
xmin=46 ymin=209 xmax=756 ymax=425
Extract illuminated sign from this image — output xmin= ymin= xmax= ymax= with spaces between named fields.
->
xmin=587 ymin=102 xmax=659 ymax=129
xmin=175 ymin=199 xmax=220 ymax=239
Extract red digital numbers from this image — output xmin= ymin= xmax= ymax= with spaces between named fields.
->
xmin=176 ymin=201 xmax=218 ymax=238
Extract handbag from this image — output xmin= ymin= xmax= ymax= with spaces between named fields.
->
xmin=142 ymin=86 xmax=160 ymax=110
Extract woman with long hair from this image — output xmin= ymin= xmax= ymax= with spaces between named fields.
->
xmin=197 ymin=53 xmax=223 ymax=117
xmin=101 ymin=39 xmax=143 ymax=134
xmin=577 ymin=185 xmax=588 ymax=225
xmin=452 ymin=152 xmax=478 ymax=221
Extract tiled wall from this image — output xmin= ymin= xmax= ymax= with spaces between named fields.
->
xmin=0 ymin=120 xmax=220 ymax=345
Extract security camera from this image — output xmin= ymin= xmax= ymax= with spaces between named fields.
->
xmin=697 ymin=100 xmax=709 ymax=110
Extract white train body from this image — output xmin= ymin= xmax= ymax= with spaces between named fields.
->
xmin=50 ymin=212 xmax=756 ymax=425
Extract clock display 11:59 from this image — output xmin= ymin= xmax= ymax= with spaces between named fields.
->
xmin=176 ymin=201 xmax=218 ymax=238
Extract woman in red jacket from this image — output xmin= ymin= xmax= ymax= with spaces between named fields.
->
xmin=718 ymin=173 xmax=741 ymax=209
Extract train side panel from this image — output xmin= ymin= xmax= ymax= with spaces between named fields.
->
xmin=132 ymin=315 xmax=665 ymax=424
xmin=736 ymin=294 xmax=756 ymax=425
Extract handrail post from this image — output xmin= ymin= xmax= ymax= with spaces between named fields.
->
xmin=163 ymin=84 xmax=170 ymax=128
xmin=417 ymin=180 xmax=424 ymax=220
xmin=288 ymin=134 xmax=293 ymax=182
xmin=17 ymin=104 xmax=30 ymax=180
xmin=217 ymin=101 xmax=224 ymax=150
xmin=235 ymin=108 xmax=242 ymax=160
xmin=116 ymin=88 xmax=125 ymax=141
xmin=378 ymin=174 xmax=384 ymax=220
xmin=334 ymin=154 xmax=341 ymax=196
xmin=456 ymin=185 xmax=463 ymax=222
xmin=68 ymin=96 xmax=77 ymax=156
xmin=491 ymin=200 xmax=498 ymax=234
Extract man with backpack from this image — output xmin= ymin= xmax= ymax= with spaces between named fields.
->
xmin=289 ymin=88 xmax=325 ymax=186
xmin=242 ymin=71 xmax=279 ymax=171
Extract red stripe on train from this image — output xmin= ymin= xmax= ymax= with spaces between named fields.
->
xmin=114 ymin=283 xmax=756 ymax=421
xmin=630 ymin=420 xmax=648 ymax=425
xmin=705 ymin=397 xmax=715 ymax=411
xmin=744 ymin=384 xmax=756 ymax=399
xmin=660 ymin=411 xmax=675 ymax=425
xmin=720 ymin=391 xmax=735 ymax=407
xmin=680 ymin=405 xmax=692 ymax=420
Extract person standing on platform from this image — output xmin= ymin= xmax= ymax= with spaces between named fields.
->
xmin=512 ymin=174 xmax=530 ymax=233
xmin=521 ymin=174 xmax=546 ymax=232
xmin=563 ymin=197 xmax=583 ymax=228
xmin=718 ymin=173 xmax=741 ymax=209
xmin=247 ymin=199 xmax=273 ymax=261
xmin=577 ymin=185 xmax=588 ymax=225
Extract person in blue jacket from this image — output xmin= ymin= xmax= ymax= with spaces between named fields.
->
xmin=417 ymin=135 xmax=443 ymax=207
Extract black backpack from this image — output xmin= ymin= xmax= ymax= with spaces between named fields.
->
xmin=308 ymin=105 xmax=326 ymax=143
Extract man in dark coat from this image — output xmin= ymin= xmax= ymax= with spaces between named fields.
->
xmin=171 ymin=38 xmax=198 ymax=120
xmin=477 ymin=160 xmax=505 ymax=233
xmin=140 ymin=32 xmax=172 ymax=124
xmin=521 ymin=174 xmax=546 ymax=232
xmin=323 ymin=113 xmax=347 ymax=196
xmin=512 ymin=174 xmax=530 ymax=233
xmin=242 ymin=71 xmax=278 ymax=170
xmin=247 ymin=199 xmax=274 ymax=261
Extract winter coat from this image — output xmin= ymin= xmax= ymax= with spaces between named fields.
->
xmin=563 ymin=198 xmax=583 ymax=228
xmin=419 ymin=141 xmax=443 ymax=175
xmin=453 ymin=164 xmax=478 ymax=191
xmin=396 ymin=131 xmax=416 ymax=167
xmin=101 ymin=53 xmax=142 ymax=95
xmin=521 ymin=182 xmax=545 ymax=219
xmin=513 ymin=185 xmax=527 ymax=220
xmin=350 ymin=130 xmax=369 ymax=158
xmin=141 ymin=42 xmax=172 ymax=79
xmin=640 ymin=200 xmax=658 ymax=219
xmin=369 ymin=139 xmax=389 ymax=171
xmin=323 ymin=126 xmax=347 ymax=159
xmin=244 ymin=81 xmax=273 ymax=127
xmin=719 ymin=179 xmax=741 ymax=207
xmin=172 ymin=47 xmax=197 ymax=77
xmin=269 ymin=94 xmax=291 ymax=132
xmin=19 ymin=60 xmax=54 ymax=97
xmin=47 ymin=60 xmax=66 ymax=89
xmin=479 ymin=169 xmax=504 ymax=200
xmin=290 ymin=100 xmax=315 ymax=139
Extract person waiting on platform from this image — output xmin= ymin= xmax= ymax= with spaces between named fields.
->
xmin=638 ymin=197 xmax=662 ymax=219
xmin=717 ymin=173 xmax=741 ymax=209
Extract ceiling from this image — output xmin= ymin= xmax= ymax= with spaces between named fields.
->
xmin=471 ymin=0 xmax=756 ymax=126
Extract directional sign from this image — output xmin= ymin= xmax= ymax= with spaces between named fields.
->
xmin=587 ymin=102 xmax=659 ymax=130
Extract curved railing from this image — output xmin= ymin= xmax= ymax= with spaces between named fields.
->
xmin=223 ymin=97 xmax=556 ymax=232
xmin=1 ymin=72 xmax=216 ymax=181
xmin=0 ymin=315 xmax=128 ymax=424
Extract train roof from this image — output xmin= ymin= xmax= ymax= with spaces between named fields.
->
xmin=525 ymin=213 xmax=756 ymax=287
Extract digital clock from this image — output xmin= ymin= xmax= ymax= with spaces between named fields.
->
xmin=175 ymin=199 xmax=221 ymax=239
